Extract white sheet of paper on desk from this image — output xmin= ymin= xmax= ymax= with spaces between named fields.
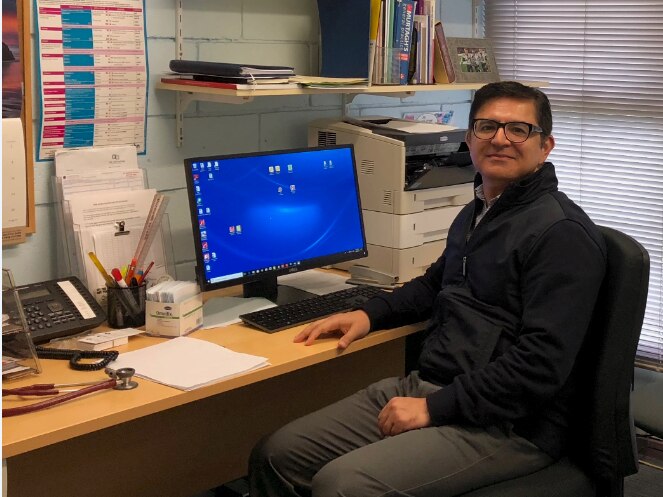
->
xmin=111 ymin=337 xmax=269 ymax=390
xmin=202 ymin=296 xmax=276 ymax=329
xmin=278 ymin=270 xmax=352 ymax=295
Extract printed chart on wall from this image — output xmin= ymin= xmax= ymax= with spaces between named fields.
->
xmin=34 ymin=0 xmax=148 ymax=161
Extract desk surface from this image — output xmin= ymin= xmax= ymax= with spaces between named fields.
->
xmin=2 ymin=318 xmax=417 ymax=458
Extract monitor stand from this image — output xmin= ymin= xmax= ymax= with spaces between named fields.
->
xmin=243 ymin=276 xmax=316 ymax=305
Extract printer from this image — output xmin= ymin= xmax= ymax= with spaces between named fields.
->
xmin=308 ymin=117 xmax=476 ymax=283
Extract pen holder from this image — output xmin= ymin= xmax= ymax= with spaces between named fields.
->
xmin=106 ymin=283 xmax=147 ymax=329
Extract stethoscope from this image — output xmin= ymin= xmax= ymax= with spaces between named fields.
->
xmin=2 ymin=367 xmax=138 ymax=417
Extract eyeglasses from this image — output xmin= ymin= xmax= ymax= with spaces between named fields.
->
xmin=471 ymin=119 xmax=544 ymax=143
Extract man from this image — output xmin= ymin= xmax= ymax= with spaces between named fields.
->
xmin=249 ymin=81 xmax=607 ymax=497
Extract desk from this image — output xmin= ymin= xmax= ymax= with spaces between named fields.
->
xmin=3 ymin=318 xmax=420 ymax=497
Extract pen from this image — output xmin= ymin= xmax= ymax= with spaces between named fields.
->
xmin=137 ymin=261 xmax=154 ymax=285
xmin=88 ymin=252 xmax=117 ymax=287
xmin=124 ymin=257 xmax=138 ymax=285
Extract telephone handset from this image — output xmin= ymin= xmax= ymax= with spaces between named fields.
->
xmin=13 ymin=276 xmax=106 ymax=344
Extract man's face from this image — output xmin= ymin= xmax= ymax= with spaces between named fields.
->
xmin=466 ymin=98 xmax=554 ymax=193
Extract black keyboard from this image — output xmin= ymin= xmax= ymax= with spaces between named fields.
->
xmin=239 ymin=285 xmax=387 ymax=333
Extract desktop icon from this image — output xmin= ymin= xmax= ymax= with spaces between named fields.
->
xmin=204 ymin=253 xmax=210 ymax=262
xmin=193 ymin=173 xmax=199 ymax=182
xmin=229 ymin=226 xmax=235 ymax=234
xmin=202 ymin=241 xmax=208 ymax=251
xmin=268 ymin=166 xmax=275 ymax=174
xmin=198 ymin=208 xmax=203 ymax=215
xmin=200 ymin=230 xmax=207 ymax=240
xmin=287 ymin=164 xmax=293 ymax=172
xmin=277 ymin=186 xmax=283 ymax=194
xmin=290 ymin=184 xmax=296 ymax=193
xmin=195 ymin=185 xmax=200 ymax=192
xmin=208 ymin=172 xmax=214 ymax=179
xmin=236 ymin=225 xmax=242 ymax=234
xmin=197 ymin=197 xmax=203 ymax=205
xmin=199 ymin=219 xmax=206 ymax=227
xmin=205 ymin=207 xmax=211 ymax=214
xmin=323 ymin=160 xmax=328 ymax=168
xmin=205 ymin=264 xmax=211 ymax=271
xmin=275 ymin=165 xmax=281 ymax=173
xmin=329 ymin=160 xmax=333 ymax=167
xmin=211 ymin=252 xmax=217 ymax=260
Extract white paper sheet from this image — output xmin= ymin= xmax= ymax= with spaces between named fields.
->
xmin=202 ymin=296 xmax=276 ymax=329
xmin=278 ymin=270 xmax=353 ymax=295
xmin=54 ymin=145 xmax=140 ymax=176
xmin=381 ymin=120 xmax=457 ymax=133
xmin=111 ymin=337 xmax=269 ymax=390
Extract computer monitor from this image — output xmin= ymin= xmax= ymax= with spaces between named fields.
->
xmin=184 ymin=145 xmax=368 ymax=304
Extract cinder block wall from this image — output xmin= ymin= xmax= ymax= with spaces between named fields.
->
xmin=3 ymin=0 xmax=474 ymax=285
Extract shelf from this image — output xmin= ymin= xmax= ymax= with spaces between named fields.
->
xmin=157 ymin=80 xmax=549 ymax=145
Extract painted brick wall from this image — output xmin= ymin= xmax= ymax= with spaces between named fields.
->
xmin=2 ymin=0 xmax=474 ymax=285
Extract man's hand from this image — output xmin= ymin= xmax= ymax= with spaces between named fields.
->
xmin=377 ymin=397 xmax=431 ymax=437
xmin=293 ymin=310 xmax=371 ymax=350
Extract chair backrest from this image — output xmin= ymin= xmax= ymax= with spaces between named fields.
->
xmin=577 ymin=226 xmax=650 ymax=486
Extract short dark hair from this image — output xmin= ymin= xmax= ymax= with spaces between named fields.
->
xmin=469 ymin=81 xmax=553 ymax=138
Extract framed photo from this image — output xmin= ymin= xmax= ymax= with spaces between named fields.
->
xmin=445 ymin=37 xmax=500 ymax=84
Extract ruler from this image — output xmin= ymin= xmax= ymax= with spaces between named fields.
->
xmin=124 ymin=193 xmax=169 ymax=284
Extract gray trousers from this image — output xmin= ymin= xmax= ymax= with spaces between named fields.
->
xmin=249 ymin=372 xmax=554 ymax=497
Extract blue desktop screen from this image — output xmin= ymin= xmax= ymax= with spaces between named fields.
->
xmin=185 ymin=146 xmax=367 ymax=290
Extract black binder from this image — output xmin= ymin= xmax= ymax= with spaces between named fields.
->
xmin=317 ymin=0 xmax=371 ymax=78
xmin=169 ymin=59 xmax=295 ymax=78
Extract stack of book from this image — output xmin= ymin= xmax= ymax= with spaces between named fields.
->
xmin=162 ymin=60 xmax=301 ymax=90
xmin=317 ymin=0 xmax=444 ymax=86
xmin=372 ymin=0 xmax=444 ymax=85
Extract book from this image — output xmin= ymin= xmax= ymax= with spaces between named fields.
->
xmin=161 ymin=77 xmax=301 ymax=91
xmin=169 ymin=59 xmax=295 ymax=78
xmin=422 ymin=0 xmax=436 ymax=83
xmin=408 ymin=21 xmax=418 ymax=83
xmin=433 ymin=21 xmax=456 ymax=83
xmin=383 ymin=0 xmax=396 ymax=83
xmin=317 ymin=0 xmax=371 ymax=78
xmin=367 ymin=0 xmax=382 ymax=85
xmin=413 ymin=14 xmax=430 ymax=84
xmin=393 ymin=0 xmax=417 ymax=85
xmin=167 ymin=73 xmax=292 ymax=85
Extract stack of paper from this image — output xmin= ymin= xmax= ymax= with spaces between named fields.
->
xmin=53 ymin=145 xmax=169 ymax=304
xmin=111 ymin=337 xmax=269 ymax=390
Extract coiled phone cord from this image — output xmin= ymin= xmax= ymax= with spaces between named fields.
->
xmin=36 ymin=346 xmax=119 ymax=371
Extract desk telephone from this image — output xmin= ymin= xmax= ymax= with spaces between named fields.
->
xmin=12 ymin=276 xmax=106 ymax=344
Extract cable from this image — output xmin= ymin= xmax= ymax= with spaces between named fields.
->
xmin=36 ymin=346 xmax=118 ymax=371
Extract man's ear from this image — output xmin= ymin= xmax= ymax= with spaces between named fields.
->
xmin=465 ymin=129 xmax=472 ymax=144
xmin=541 ymin=134 xmax=555 ymax=157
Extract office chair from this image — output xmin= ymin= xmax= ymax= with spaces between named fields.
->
xmin=458 ymin=226 xmax=650 ymax=497
xmin=632 ymin=367 xmax=663 ymax=439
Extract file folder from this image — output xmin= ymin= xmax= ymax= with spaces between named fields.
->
xmin=317 ymin=0 xmax=371 ymax=78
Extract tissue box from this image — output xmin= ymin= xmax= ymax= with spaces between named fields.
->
xmin=145 ymin=293 xmax=203 ymax=337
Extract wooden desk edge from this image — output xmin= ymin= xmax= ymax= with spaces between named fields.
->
xmin=3 ymin=324 xmax=420 ymax=457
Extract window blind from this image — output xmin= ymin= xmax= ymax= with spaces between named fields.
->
xmin=484 ymin=1 xmax=663 ymax=369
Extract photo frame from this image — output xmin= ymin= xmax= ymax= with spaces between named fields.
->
xmin=445 ymin=37 xmax=500 ymax=84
